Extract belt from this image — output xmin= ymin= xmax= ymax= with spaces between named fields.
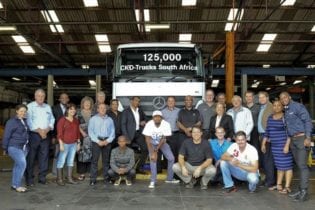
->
xmin=292 ymin=132 xmax=305 ymax=138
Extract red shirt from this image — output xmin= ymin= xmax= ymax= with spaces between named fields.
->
xmin=57 ymin=117 xmax=80 ymax=144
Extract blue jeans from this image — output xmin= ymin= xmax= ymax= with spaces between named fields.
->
xmin=149 ymin=143 xmax=174 ymax=182
xmin=8 ymin=146 xmax=28 ymax=188
xmin=57 ymin=143 xmax=76 ymax=168
xmin=220 ymin=160 xmax=259 ymax=191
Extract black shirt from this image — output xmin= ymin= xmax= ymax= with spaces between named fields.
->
xmin=107 ymin=110 xmax=122 ymax=137
xmin=179 ymin=139 xmax=213 ymax=166
xmin=178 ymin=107 xmax=201 ymax=128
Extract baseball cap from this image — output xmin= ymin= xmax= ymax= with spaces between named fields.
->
xmin=152 ymin=110 xmax=163 ymax=117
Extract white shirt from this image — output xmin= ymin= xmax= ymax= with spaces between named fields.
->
xmin=130 ymin=106 xmax=140 ymax=130
xmin=227 ymin=143 xmax=258 ymax=166
xmin=227 ymin=106 xmax=254 ymax=140
xmin=142 ymin=119 xmax=172 ymax=145
xmin=215 ymin=115 xmax=222 ymax=128
xmin=60 ymin=103 xmax=66 ymax=115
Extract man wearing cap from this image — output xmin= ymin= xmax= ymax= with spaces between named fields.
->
xmin=142 ymin=110 xmax=179 ymax=189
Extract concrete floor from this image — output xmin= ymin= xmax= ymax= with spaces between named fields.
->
xmin=0 ymin=170 xmax=315 ymax=210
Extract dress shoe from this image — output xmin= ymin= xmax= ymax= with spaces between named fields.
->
xmin=288 ymin=190 xmax=301 ymax=199
xmin=293 ymin=189 xmax=309 ymax=202
xmin=90 ymin=181 xmax=96 ymax=186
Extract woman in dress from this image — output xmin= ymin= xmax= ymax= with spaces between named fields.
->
xmin=2 ymin=104 xmax=29 ymax=192
xmin=76 ymin=96 xmax=94 ymax=180
xmin=261 ymin=100 xmax=293 ymax=194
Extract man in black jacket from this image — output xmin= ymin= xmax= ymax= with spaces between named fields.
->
xmin=121 ymin=96 xmax=148 ymax=173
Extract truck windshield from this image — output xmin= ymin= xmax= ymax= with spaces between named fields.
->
xmin=114 ymin=46 xmax=204 ymax=79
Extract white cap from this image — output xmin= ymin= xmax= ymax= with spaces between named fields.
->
xmin=152 ymin=110 xmax=163 ymax=117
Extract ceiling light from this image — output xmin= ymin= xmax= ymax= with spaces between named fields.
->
xmin=182 ymin=0 xmax=197 ymax=6
xmin=262 ymin=64 xmax=270 ymax=68
xmin=134 ymin=9 xmax=150 ymax=22
xmin=179 ymin=33 xmax=192 ymax=42
xmin=266 ymin=87 xmax=271 ymax=91
xmin=279 ymin=82 xmax=287 ymax=86
xmin=83 ymin=0 xmax=98 ymax=7
xmin=37 ymin=65 xmax=45 ymax=69
xmin=145 ymin=24 xmax=170 ymax=30
xmin=293 ymin=80 xmax=302 ymax=85
xmin=53 ymin=80 xmax=57 ymax=87
xmin=98 ymin=45 xmax=111 ymax=53
xmin=12 ymin=77 xmax=21 ymax=81
xmin=12 ymin=35 xmax=27 ymax=43
xmin=89 ymin=80 xmax=96 ymax=86
xmin=224 ymin=9 xmax=244 ymax=31
xmin=251 ymin=81 xmax=260 ymax=88
xmin=41 ymin=10 xmax=64 ymax=33
xmin=0 ymin=2 xmax=3 ymax=9
xmin=281 ymin=0 xmax=296 ymax=6
xmin=0 ymin=26 xmax=16 ymax=31
xmin=256 ymin=44 xmax=272 ymax=52
xmin=81 ymin=64 xmax=90 ymax=69
xmin=211 ymin=79 xmax=220 ymax=88
xmin=262 ymin=33 xmax=277 ymax=42
xmin=95 ymin=34 xmax=108 ymax=42
xmin=49 ymin=24 xmax=64 ymax=33
xmin=19 ymin=45 xmax=35 ymax=54
xmin=307 ymin=64 xmax=315 ymax=69
xmin=311 ymin=25 xmax=315 ymax=32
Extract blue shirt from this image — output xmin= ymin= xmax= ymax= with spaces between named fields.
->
xmin=161 ymin=107 xmax=180 ymax=132
xmin=88 ymin=114 xmax=115 ymax=143
xmin=209 ymin=139 xmax=232 ymax=161
xmin=27 ymin=101 xmax=55 ymax=131
xmin=258 ymin=104 xmax=266 ymax=133
xmin=284 ymin=101 xmax=313 ymax=138
xmin=2 ymin=117 xmax=29 ymax=151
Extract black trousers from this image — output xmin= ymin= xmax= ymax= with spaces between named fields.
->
xmin=132 ymin=131 xmax=148 ymax=171
xmin=260 ymin=134 xmax=276 ymax=187
xmin=76 ymin=161 xmax=91 ymax=174
xmin=250 ymin=127 xmax=263 ymax=168
xmin=25 ymin=132 xmax=50 ymax=184
xmin=290 ymin=135 xmax=310 ymax=190
xmin=90 ymin=142 xmax=111 ymax=181
xmin=166 ymin=132 xmax=180 ymax=162
xmin=108 ymin=168 xmax=136 ymax=180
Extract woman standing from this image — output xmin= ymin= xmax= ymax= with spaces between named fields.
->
xmin=261 ymin=100 xmax=293 ymax=194
xmin=2 ymin=104 xmax=29 ymax=192
xmin=76 ymin=96 xmax=94 ymax=181
xmin=56 ymin=103 xmax=80 ymax=186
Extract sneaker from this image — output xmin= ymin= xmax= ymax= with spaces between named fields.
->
xmin=200 ymin=184 xmax=208 ymax=190
xmin=114 ymin=177 xmax=122 ymax=186
xmin=224 ymin=186 xmax=237 ymax=193
xmin=165 ymin=179 xmax=180 ymax=184
xmin=185 ymin=178 xmax=197 ymax=189
xmin=125 ymin=179 xmax=132 ymax=186
xmin=148 ymin=182 xmax=155 ymax=189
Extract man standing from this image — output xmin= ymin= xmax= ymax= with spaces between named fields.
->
xmin=197 ymin=89 xmax=216 ymax=139
xmin=280 ymin=92 xmax=313 ymax=202
xmin=221 ymin=131 xmax=259 ymax=193
xmin=257 ymin=91 xmax=275 ymax=189
xmin=121 ymin=96 xmax=148 ymax=173
xmin=107 ymin=99 xmax=122 ymax=148
xmin=161 ymin=96 xmax=180 ymax=162
xmin=173 ymin=126 xmax=216 ymax=190
xmin=52 ymin=93 xmax=69 ymax=176
xmin=177 ymin=95 xmax=202 ymax=146
xmin=25 ymin=89 xmax=55 ymax=186
xmin=88 ymin=103 xmax=115 ymax=186
xmin=92 ymin=91 xmax=108 ymax=115
xmin=227 ymin=95 xmax=253 ymax=141
xmin=109 ymin=136 xmax=135 ymax=186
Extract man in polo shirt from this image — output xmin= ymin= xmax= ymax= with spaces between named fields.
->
xmin=197 ymin=89 xmax=216 ymax=140
xmin=177 ymin=95 xmax=202 ymax=147
xmin=280 ymin=91 xmax=313 ymax=202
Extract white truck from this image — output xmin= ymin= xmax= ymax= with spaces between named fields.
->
xmin=112 ymin=43 xmax=206 ymax=115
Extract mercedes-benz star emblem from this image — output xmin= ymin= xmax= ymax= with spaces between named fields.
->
xmin=152 ymin=96 xmax=166 ymax=110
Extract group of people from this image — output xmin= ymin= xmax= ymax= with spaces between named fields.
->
xmin=2 ymin=88 xmax=313 ymax=202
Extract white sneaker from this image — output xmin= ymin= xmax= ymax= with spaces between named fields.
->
xmin=165 ymin=179 xmax=180 ymax=184
xmin=148 ymin=182 xmax=155 ymax=189
xmin=114 ymin=176 xmax=121 ymax=186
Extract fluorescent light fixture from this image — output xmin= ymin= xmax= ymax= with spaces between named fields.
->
xmin=134 ymin=9 xmax=150 ymax=22
xmin=307 ymin=64 xmax=315 ymax=69
xmin=98 ymin=44 xmax=112 ymax=53
xmin=311 ymin=25 xmax=315 ymax=32
xmin=19 ymin=45 xmax=35 ymax=54
xmin=257 ymin=44 xmax=272 ymax=52
xmin=293 ymin=80 xmax=302 ymax=85
xmin=89 ymin=80 xmax=96 ymax=86
xmin=12 ymin=35 xmax=27 ymax=43
xmin=53 ymin=80 xmax=57 ymax=87
xmin=263 ymin=64 xmax=271 ymax=68
xmin=81 ymin=64 xmax=90 ymax=69
xmin=0 ymin=2 xmax=3 ymax=9
xmin=225 ymin=9 xmax=244 ymax=31
xmin=282 ymin=0 xmax=296 ymax=6
xmin=0 ymin=26 xmax=16 ymax=31
xmin=279 ymin=82 xmax=287 ymax=86
xmin=83 ymin=0 xmax=98 ymax=7
xmin=262 ymin=33 xmax=277 ymax=42
xmin=179 ymin=33 xmax=192 ymax=42
xmin=41 ymin=10 xmax=64 ymax=33
xmin=37 ymin=65 xmax=45 ymax=69
xmin=182 ymin=0 xmax=197 ymax=6
xmin=266 ymin=87 xmax=271 ymax=91
xmin=95 ymin=34 xmax=108 ymax=42
xmin=211 ymin=79 xmax=220 ymax=88
xmin=251 ymin=81 xmax=260 ymax=88
xmin=12 ymin=77 xmax=21 ymax=81
xmin=145 ymin=24 xmax=170 ymax=32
